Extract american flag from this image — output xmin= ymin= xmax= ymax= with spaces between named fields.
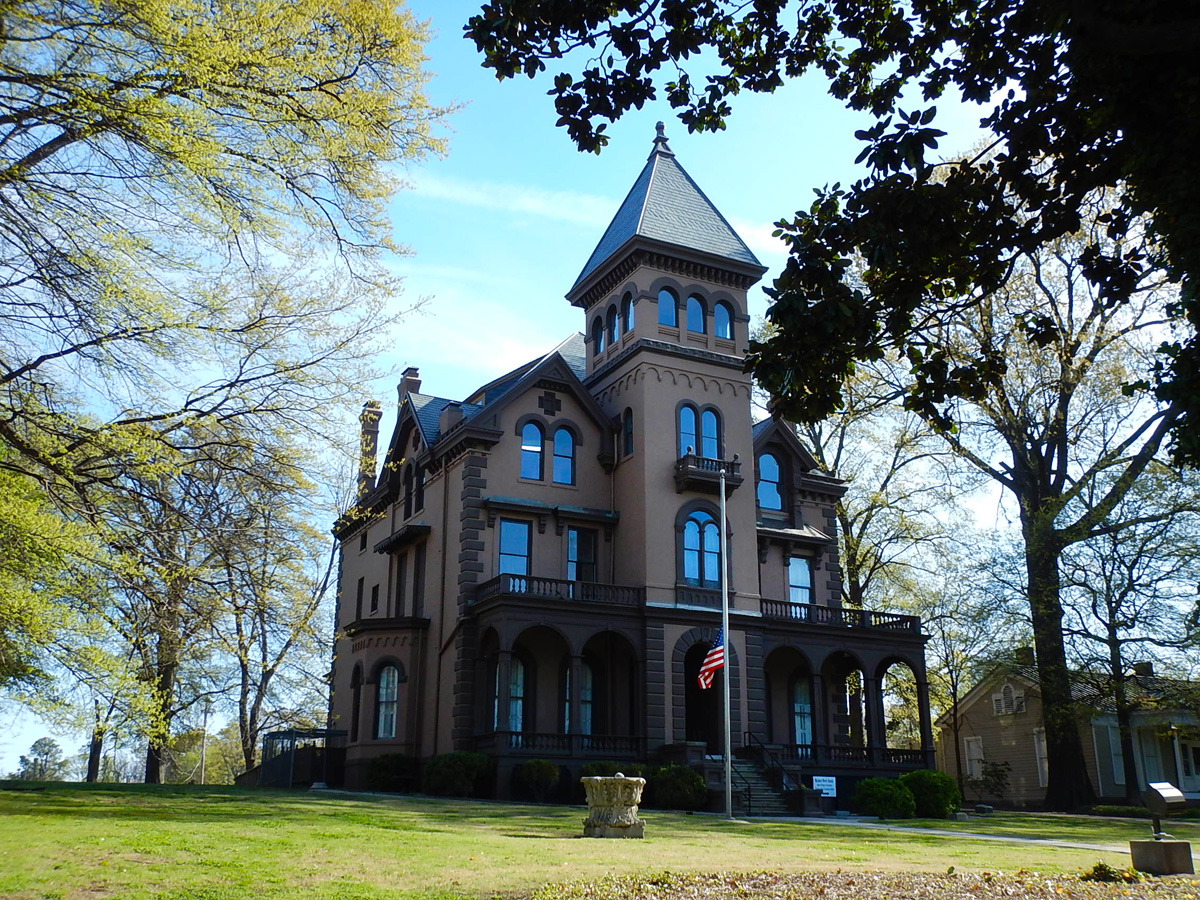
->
xmin=697 ymin=626 xmax=724 ymax=689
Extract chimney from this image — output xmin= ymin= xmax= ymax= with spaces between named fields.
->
xmin=356 ymin=401 xmax=382 ymax=502
xmin=1014 ymin=646 xmax=1035 ymax=666
xmin=439 ymin=400 xmax=463 ymax=434
xmin=1132 ymin=661 xmax=1154 ymax=677
xmin=398 ymin=366 xmax=422 ymax=403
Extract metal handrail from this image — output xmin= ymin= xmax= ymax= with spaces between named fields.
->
xmin=743 ymin=732 xmax=802 ymax=792
xmin=728 ymin=762 xmax=754 ymax=816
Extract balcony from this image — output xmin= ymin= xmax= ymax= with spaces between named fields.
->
xmin=473 ymin=574 xmax=644 ymax=608
xmin=762 ymin=742 xmax=928 ymax=769
xmin=674 ymin=454 xmax=743 ymax=495
xmin=760 ymin=600 xmax=920 ymax=633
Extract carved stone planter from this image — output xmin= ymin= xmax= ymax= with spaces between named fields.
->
xmin=581 ymin=773 xmax=646 ymax=838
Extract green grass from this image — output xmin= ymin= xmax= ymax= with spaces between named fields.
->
xmin=0 ymin=783 xmax=1182 ymax=900
xmin=892 ymin=810 xmax=1200 ymax=845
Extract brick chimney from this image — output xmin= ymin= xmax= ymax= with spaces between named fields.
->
xmin=439 ymin=400 xmax=463 ymax=434
xmin=1014 ymin=646 xmax=1035 ymax=666
xmin=356 ymin=400 xmax=382 ymax=502
xmin=398 ymin=366 xmax=422 ymax=403
xmin=1132 ymin=661 xmax=1154 ymax=677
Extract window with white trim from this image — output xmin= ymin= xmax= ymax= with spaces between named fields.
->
xmin=1034 ymin=728 xmax=1048 ymax=787
xmin=1108 ymin=725 xmax=1126 ymax=786
xmin=991 ymin=682 xmax=1025 ymax=715
xmin=376 ymin=666 xmax=398 ymax=739
xmin=964 ymin=736 xmax=984 ymax=779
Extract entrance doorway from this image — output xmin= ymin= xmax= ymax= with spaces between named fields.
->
xmin=684 ymin=642 xmax=722 ymax=754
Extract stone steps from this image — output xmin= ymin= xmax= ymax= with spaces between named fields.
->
xmin=730 ymin=759 xmax=792 ymax=816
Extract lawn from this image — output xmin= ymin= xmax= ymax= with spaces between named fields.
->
xmin=0 ymin=783 xmax=1194 ymax=900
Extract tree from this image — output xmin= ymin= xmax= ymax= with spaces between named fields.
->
xmin=0 ymin=0 xmax=446 ymax=681
xmin=1060 ymin=468 xmax=1200 ymax=802
xmin=12 ymin=737 xmax=71 ymax=781
xmin=465 ymin=0 xmax=1200 ymax=462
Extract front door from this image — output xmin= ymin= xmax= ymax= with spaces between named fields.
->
xmin=684 ymin=643 xmax=722 ymax=755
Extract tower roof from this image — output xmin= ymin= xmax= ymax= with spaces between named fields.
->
xmin=571 ymin=123 xmax=763 ymax=291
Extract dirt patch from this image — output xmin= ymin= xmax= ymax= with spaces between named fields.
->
xmin=527 ymin=871 xmax=1200 ymax=900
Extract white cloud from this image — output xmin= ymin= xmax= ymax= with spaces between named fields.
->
xmin=409 ymin=172 xmax=614 ymax=229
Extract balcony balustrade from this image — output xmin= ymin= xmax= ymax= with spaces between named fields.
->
xmin=674 ymin=454 xmax=743 ymax=495
xmin=768 ymin=743 xmax=927 ymax=768
xmin=760 ymin=599 xmax=920 ymax=632
xmin=474 ymin=732 xmax=644 ymax=757
xmin=473 ymin=574 xmax=644 ymax=608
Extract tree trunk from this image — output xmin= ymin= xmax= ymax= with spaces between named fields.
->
xmin=86 ymin=730 xmax=104 ymax=783
xmin=1025 ymin=519 xmax=1096 ymax=810
xmin=1108 ymin=642 xmax=1143 ymax=803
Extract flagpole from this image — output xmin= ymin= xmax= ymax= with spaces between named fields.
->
xmin=719 ymin=464 xmax=731 ymax=819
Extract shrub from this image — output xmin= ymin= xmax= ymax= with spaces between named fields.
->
xmin=852 ymin=777 xmax=916 ymax=819
xmin=899 ymin=769 xmax=962 ymax=818
xmin=1080 ymin=861 xmax=1140 ymax=883
xmin=967 ymin=760 xmax=1011 ymax=803
xmin=365 ymin=753 xmax=419 ymax=793
xmin=647 ymin=764 xmax=708 ymax=810
xmin=517 ymin=759 xmax=560 ymax=802
xmin=421 ymin=752 xmax=490 ymax=797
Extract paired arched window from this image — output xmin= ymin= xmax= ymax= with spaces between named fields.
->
xmin=757 ymin=452 xmax=782 ymax=510
xmin=622 ymin=408 xmax=634 ymax=457
xmin=788 ymin=556 xmax=812 ymax=604
xmin=714 ymin=302 xmax=733 ymax=340
xmin=553 ymin=428 xmax=575 ymax=484
xmin=607 ymin=305 xmax=619 ymax=347
xmin=686 ymin=294 xmax=706 ymax=334
xmin=592 ymin=316 xmax=605 ymax=356
xmin=376 ymin=665 xmax=399 ymax=739
xmin=521 ymin=422 xmax=544 ymax=480
xmin=682 ymin=508 xmax=722 ymax=587
xmin=678 ymin=405 xmax=721 ymax=458
xmin=621 ymin=292 xmax=635 ymax=333
xmin=658 ymin=287 xmax=678 ymax=326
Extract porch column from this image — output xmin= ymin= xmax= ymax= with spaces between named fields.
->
xmin=569 ymin=654 xmax=583 ymax=740
xmin=810 ymin=673 xmax=828 ymax=762
xmin=917 ymin=679 xmax=935 ymax=765
xmin=496 ymin=650 xmax=513 ymax=735
xmin=865 ymin=676 xmax=886 ymax=761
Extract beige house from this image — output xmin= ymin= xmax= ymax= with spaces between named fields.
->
xmin=936 ymin=660 xmax=1200 ymax=807
xmin=330 ymin=127 xmax=934 ymax=804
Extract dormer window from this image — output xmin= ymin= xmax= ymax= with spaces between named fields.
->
xmin=992 ymin=682 xmax=1026 ymax=715
xmin=714 ymin=302 xmax=733 ymax=340
xmin=757 ymin=452 xmax=782 ymax=511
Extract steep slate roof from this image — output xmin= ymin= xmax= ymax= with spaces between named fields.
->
xmin=572 ymin=125 xmax=763 ymax=289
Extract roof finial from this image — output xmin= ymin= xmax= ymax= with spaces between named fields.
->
xmin=651 ymin=121 xmax=674 ymax=158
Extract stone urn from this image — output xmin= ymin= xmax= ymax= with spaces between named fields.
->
xmin=581 ymin=773 xmax=646 ymax=838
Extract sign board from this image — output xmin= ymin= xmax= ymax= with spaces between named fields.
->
xmin=812 ymin=775 xmax=836 ymax=797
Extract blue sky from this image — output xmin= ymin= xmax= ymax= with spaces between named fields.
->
xmin=1 ymin=0 xmax=992 ymax=775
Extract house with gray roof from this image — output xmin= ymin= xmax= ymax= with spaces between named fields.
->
xmin=329 ymin=128 xmax=934 ymax=809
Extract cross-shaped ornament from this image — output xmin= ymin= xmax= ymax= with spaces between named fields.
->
xmin=538 ymin=391 xmax=562 ymax=416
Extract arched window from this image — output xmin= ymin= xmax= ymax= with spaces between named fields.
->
xmin=552 ymin=428 xmax=575 ymax=484
xmin=592 ymin=316 xmax=605 ymax=356
xmin=791 ymin=674 xmax=813 ymax=745
xmin=402 ymin=464 xmax=414 ymax=519
xmin=683 ymin=509 xmax=721 ymax=587
xmin=376 ymin=665 xmax=398 ymax=739
xmin=607 ymin=305 xmax=619 ymax=347
xmin=714 ymin=302 xmax=733 ymax=339
xmin=621 ymin=292 xmax=634 ymax=333
xmin=700 ymin=409 xmax=720 ymax=458
xmin=678 ymin=405 xmax=698 ymax=457
xmin=788 ymin=556 xmax=812 ymax=604
xmin=686 ymin=294 xmax=705 ymax=333
xmin=757 ymin=452 xmax=782 ymax=510
xmin=521 ymin=422 xmax=544 ymax=480
xmin=622 ymin=408 xmax=634 ymax=456
xmin=657 ymin=287 xmax=678 ymax=326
